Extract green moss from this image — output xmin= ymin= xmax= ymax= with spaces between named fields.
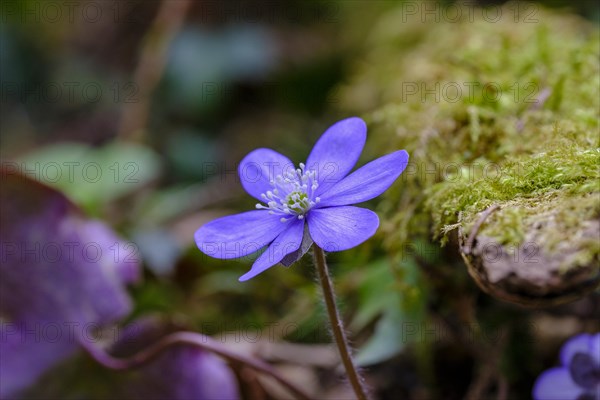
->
xmin=467 ymin=192 xmax=600 ymax=268
xmin=480 ymin=207 xmax=525 ymax=247
xmin=426 ymin=147 xmax=600 ymax=240
xmin=336 ymin=3 xmax=600 ymax=277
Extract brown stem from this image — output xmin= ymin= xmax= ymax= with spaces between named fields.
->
xmin=118 ymin=0 xmax=192 ymax=142
xmin=79 ymin=331 xmax=311 ymax=400
xmin=312 ymin=244 xmax=370 ymax=400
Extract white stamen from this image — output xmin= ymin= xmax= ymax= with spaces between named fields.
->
xmin=257 ymin=163 xmax=321 ymax=220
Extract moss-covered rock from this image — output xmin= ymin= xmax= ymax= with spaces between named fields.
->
xmin=336 ymin=3 xmax=599 ymax=305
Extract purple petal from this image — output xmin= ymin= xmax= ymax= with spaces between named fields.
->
xmin=127 ymin=344 xmax=240 ymax=400
xmin=569 ymin=353 xmax=597 ymax=389
xmin=195 ymin=210 xmax=289 ymax=259
xmin=318 ymin=150 xmax=409 ymax=207
xmin=560 ymin=333 xmax=595 ymax=367
xmin=239 ymin=218 xmax=304 ymax=281
xmin=307 ymin=206 xmax=379 ymax=252
xmin=590 ymin=333 xmax=600 ymax=366
xmin=0 ymin=321 xmax=78 ymax=398
xmin=238 ymin=148 xmax=295 ymax=201
xmin=306 ymin=117 xmax=367 ymax=196
xmin=532 ymin=367 xmax=584 ymax=400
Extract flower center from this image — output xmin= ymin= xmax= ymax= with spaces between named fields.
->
xmin=286 ymin=191 xmax=311 ymax=212
xmin=256 ymin=163 xmax=320 ymax=222
xmin=569 ymin=353 xmax=600 ymax=390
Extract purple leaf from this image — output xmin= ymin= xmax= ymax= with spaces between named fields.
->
xmin=0 ymin=171 xmax=140 ymax=397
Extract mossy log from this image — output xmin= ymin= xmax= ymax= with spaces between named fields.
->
xmin=337 ymin=3 xmax=599 ymax=306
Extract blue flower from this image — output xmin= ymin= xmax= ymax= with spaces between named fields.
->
xmin=533 ymin=333 xmax=600 ymax=400
xmin=195 ymin=117 xmax=409 ymax=281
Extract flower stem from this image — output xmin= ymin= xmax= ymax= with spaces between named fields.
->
xmin=312 ymin=244 xmax=370 ymax=400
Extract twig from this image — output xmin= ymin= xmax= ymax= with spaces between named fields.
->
xmin=312 ymin=244 xmax=371 ymax=400
xmin=462 ymin=204 xmax=500 ymax=255
xmin=118 ymin=0 xmax=192 ymax=142
xmin=496 ymin=375 xmax=508 ymax=400
xmin=516 ymin=87 xmax=552 ymax=132
xmin=465 ymin=362 xmax=494 ymax=400
xmin=79 ymin=331 xmax=311 ymax=400
xmin=464 ymin=326 xmax=509 ymax=400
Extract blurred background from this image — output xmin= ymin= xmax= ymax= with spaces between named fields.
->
xmin=1 ymin=1 xmax=599 ymax=399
